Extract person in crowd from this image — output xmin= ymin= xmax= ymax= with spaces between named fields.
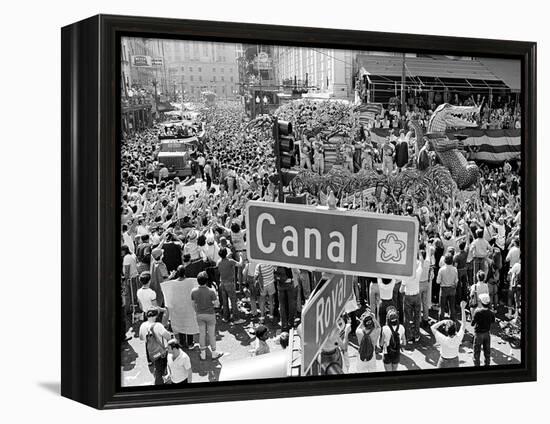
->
xmin=378 ymin=278 xmax=396 ymax=328
xmin=161 ymin=232 xmax=182 ymax=273
xmin=217 ymin=247 xmax=245 ymax=324
xmin=454 ymin=241 xmax=469 ymax=304
xmin=430 ymin=301 xmax=467 ymax=368
xmin=356 ymin=311 xmax=381 ymax=373
xmin=166 ymin=339 xmax=193 ymax=384
xmin=418 ymin=249 xmax=432 ymax=326
xmin=161 ymin=265 xmax=199 ymax=349
xmin=470 ymin=228 xmax=491 ymax=276
xmin=401 ymin=259 xmax=423 ymax=343
xmin=470 ymin=270 xmax=490 ymax=316
xmin=191 ymin=271 xmax=224 ymax=360
xmin=135 ymin=233 xmax=152 ymax=274
xmin=150 ymin=248 xmax=170 ymax=308
xmin=381 ymin=137 xmax=395 ymax=176
xmin=380 ymin=307 xmax=406 ymax=371
xmin=437 ymin=254 xmax=458 ymax=321
xmin=252 ymin=324 xmax=270 ymax=356
xmin=137 ymin=271 xmax=163 ymax=321
xmin=508 ymin=260 xmax=521 ymax=319
xmin=368 ymin=277 xmax=380 ymax=323
xmin=471 ymin=293 xmax=495 ymax=367
xmin=122 ymin=244 xmax=139 ymax=322
xmin=313 ymin=140 xmax=325 ymax=175
xmin=139 ymin=308 xmax=172 ymax=385
xmin=275 ymin=266 xmax=297 ymax=332
xmin=255 ymin=262 xmax=276 ymax=322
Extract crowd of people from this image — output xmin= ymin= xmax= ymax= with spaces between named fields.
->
xmin=121 ymin=99 xmax=521 ymax=384
xmin=361 ymin=93 xmax=521 ymax=131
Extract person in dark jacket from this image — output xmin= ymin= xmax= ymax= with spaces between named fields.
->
xmin=161 ymin=232 xmax=183 ymax=272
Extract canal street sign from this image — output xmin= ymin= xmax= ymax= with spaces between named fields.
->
xmin=301 ymin=274 xmax=354 ymax=374
xmin=245 ymin=201 xmax=419 ymax=279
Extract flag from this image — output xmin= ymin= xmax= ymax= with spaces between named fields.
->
xmin=357 ymin=103 xmax=382 ymax=124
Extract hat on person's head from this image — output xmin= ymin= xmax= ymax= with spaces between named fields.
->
xmin=479 ymin=293 xmax=491 ymax=306
xmin=151 ymin=248 xmax=163 ymax=260
xmin=219 ymin=236 xmax=228 ymax=246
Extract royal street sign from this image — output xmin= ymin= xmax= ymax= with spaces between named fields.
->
xmin=301 ymin=274 xmax=354 ymax=374
xmin=245 ymin=201 xmax=419 ymax=279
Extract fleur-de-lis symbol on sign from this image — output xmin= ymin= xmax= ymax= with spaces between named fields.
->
xmin=377 ymin=233 xmax=406 ymax=262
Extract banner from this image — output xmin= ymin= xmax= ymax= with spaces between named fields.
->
xmin=367 ymin=128 xmax=520 ymax=163
xmin=131 ymin=55 xmax=152 ymax=67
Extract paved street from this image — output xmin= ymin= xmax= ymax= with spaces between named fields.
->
xmin=121 ymin=295 xmax=520 ymax=385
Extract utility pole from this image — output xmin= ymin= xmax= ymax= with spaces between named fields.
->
xmin=257 ymin=44 xmax=263 ymax=115
xmin=180 ymin=74 xmax=185 ymax=119
xmin=401 ymin=53 xmax=406 ymax=115
xmin=152 ymin=78 xmax=158 ymax=116
xmin=273 ymin=117 xmax=284 ymax=203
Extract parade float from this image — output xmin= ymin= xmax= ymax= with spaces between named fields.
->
xmin=245 ymin=98 xmax=463 ymax=211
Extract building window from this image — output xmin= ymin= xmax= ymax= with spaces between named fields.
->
xmin=181 ymin=66 xmax=185 ymax=71
xmin=190 ymin=75 xmax=194 ymax=81
xmin=213 ymin=76 xmax=216 ymax=82
xmin=230 ymin=76 xmax=233 ymax=82
xmin=221 ymin=76 xmax=224 ymax=82
xmin=221 ymin=68 xmax=224 ymax=73
xmin=199 ymin=76 xmax=202 ymax=81
xmin=198 ymin=67 xmax=202 ymax=72
xmin=189 ymin=66 xmax=193 ymax=72
xmin=212 ymin=67 xmax=216 ymax=72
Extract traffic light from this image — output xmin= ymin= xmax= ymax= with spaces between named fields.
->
xmin=273 ymin=118 xmax=295 ymax=169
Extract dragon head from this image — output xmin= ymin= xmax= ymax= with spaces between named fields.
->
xmin=431 ymin=103 xmax=480 ymax=129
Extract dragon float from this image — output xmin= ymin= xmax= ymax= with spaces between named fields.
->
xmin=425 ymin=103 xmax=481 ymax=189
xmin=243 ymin=100 xmax=489 ymax=209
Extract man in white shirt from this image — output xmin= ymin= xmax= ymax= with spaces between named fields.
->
xmin=136 ymin=271 xmax=159 ymax=319
xmin=166 ymin=339 xmax=193 ymax=384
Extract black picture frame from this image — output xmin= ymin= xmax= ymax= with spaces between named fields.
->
xmin=61 ymin=14 xmax=537 ymax=409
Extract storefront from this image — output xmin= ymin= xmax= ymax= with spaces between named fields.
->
xmin=121 ymin=99 xmax=153 ymax=134
xmin=354 ymin=55 xmax=520 ymax=110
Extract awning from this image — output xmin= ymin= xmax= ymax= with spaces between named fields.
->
xmin=356 ymin=55 xmax=517 ymax=91
xmin=477 ymin=58 xmax=521 ymax=92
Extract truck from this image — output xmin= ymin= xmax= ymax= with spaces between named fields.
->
xmin=154 ymin=120 xmax=206 ymax=179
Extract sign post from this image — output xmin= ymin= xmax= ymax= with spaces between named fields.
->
xmin=246 ymin=200 xmax=419 ymax=279
xmin=301 ymin=274 xmax=354 ymax=374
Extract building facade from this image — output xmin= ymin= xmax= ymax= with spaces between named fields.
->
xmin=163 ymin=40 xmax=240 ymax=100
xmin=275 ymin=47 xmax=355 ymax=100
